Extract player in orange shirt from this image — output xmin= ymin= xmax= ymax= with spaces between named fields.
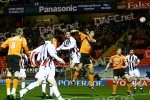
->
xmin=71 ymin=29 xmax=96 ymax=90
xmin=105 ymin=47 xmax=132 ymax=96
xmin=0 ymin=28 xmax=30 ymax=99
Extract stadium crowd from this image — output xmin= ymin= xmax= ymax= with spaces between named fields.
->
xmin=0 ymin=16 xmax=149 ymax=62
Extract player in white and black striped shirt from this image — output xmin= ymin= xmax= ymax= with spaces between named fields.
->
xmin=126 ymin=49 xmax=143 ymax=93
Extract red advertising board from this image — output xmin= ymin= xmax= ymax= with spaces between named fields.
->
xmin=125 ymin=1 xmax=150 ymax=10
xmin=107 ymin=80 xmax=150 ymax=87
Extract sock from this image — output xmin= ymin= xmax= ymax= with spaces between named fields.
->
xmin=49 ymin=84 xmax=53 ymax=96
xmin=23 ymin=82 xmax=39 ymax=94
xmin=89 ymin=74 xmax=94 ymax=87
xmin=42 ymin=81 xmax=47 ymax=93
xmin=112 ymin=83 xmax=117 ymax=94
xmin=52 ymin=86 xmax=63 ymax=100
xmin=131 ymin=81 xmax=136 ymax=89
xmin=138 ymin=80 xmax=143 ymax=89
xmin=131 ymin=81 xmax=135 ymax=87
xmin=72 ymin=71 xmax=79 ymax=82
xmin=12 ymin=78 xmax=19 ymax=90
xmin=6 ymin=78 xmax=11 ymax=95
xmin=21 ymin=81 xmax=26 ymax=89
xmin=7 ymin=88 xmax=10 ymax=95
xmin=127 ymin=82 xmax=131 ymax=92
xmin=11 ymin=88 xmax=16 ymax=94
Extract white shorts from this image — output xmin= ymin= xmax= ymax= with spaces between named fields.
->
xmin=70 ymin=52 xmax=80 ymax=64
xmin=35 ymin=61 xmax=55 ymax=80
xmin=19 ymin=68 xmax=26 ymax=78
xmin=129 ymin=69 xmax=140 ymax=77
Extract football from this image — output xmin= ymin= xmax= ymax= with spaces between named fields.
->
xmin=139 ymin=17 xmax=146 ymax=23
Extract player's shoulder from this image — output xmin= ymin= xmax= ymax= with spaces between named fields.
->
xmin=70 ymin=36 xmax=76 ymax=41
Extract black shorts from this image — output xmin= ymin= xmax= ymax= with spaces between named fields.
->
xmin=80 ymin=53 xmax=91 ymax=64
xmin=113 ymin=68 xmax=127 ymax=78
xmin=6 ymin=55 xmax=21 ymax=72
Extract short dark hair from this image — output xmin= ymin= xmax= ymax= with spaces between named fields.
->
xmin=44 ymin=33 xmax=53 ymax=40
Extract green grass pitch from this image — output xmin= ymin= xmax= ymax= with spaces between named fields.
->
xmin=0 ymin=85 xmax=150 ymax=100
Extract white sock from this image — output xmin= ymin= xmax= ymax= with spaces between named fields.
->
xmin=21 ymin=81 xmax=26 ymax=89
xmin=42 ymin=81 xmax=47 ymax=93
xmin=23 ymin=82 xmax=39 ymax=94
xmin=52 ymin=86 xmax=63 ymax=100
xmin=7 ymin=88 xmax=10 ymax=95
xmin=11 ymin=88 xmax=16 ymax=93
xmin=49 ymin=84 xmax=53 ymax=96
xmin=131 ymin=81 xmax=135 ymax=87
xmin=138 ymin=80 xmax=143 ymax=88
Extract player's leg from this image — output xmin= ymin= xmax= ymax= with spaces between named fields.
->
xmin=135 ymin=69 xmax=143 ymax=92
xmin=130 ymin=76 xmax=136 ymax=92
xmin=72 ymin=63 xmax=83 ymax=85
xmin=72 ymin=53 xmax=84 ymax=85
xmin=19 ymin=68 xmax=26 ymax=89
xmin=137 ymin=77 xmax=144 ymax=92
xmin=112 ymin=76 xmax=118 ymax=95
xmin=47 ymin=77 xmax=63 ymax=100
xmin=122 ymin=73 xmax=132 ymax=95
xmin=42 ymin=77 xmax=49 ymax=98
xmin=21 ymin=77 xmax=26 ymax=89
xmin=20 ymin=79 xmax=43 ymax=98
xmin=49 ymin=83 xmax=53 ymax=98
xmin=6 ymin=69 xmax=12 ymax=99
xmin=87 ymin=63 xmax=94 ymax=90
xmin=70 ymin=53 xmax=80 ymax=69
xmin=6 ymin=56 xmax=13 ymax=99
xmin=20 ymin=67 xmax=45 ymax=98
xmin=10 ymin=71 xmax=19 ymax=99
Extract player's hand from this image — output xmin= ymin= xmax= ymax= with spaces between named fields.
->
xmin=56 ymin=48 xmax=61 ymax=51
xmin=31 ymin=64 xmax=36 ymax=67
xmin=122 ymin=66 xmax=127 ymax=69
xmin=105 ymin=68 xmax=108 ymax=72
xmin=60 ymin=60 xmax=65 ymax=64
xmin=70 ymin=30 xmax=78 ymax=33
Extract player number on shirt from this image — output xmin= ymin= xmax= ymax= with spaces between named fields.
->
xmin=11 ymin=42 xmax=16 ymax=49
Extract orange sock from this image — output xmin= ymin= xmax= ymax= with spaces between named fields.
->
xmin=72 ymin=71 xmax=79 ymax=82
xmin=13 ymin=78 xmax=19 ymax=89
xmin=6 ymin=78 xmax=11 ymax=89
xmin=127 ymin=82 xmax=131 ymax=92
xmin=112 ymin=83 xmax=117 ymax=94
xmin=89 ymin=74 xmax=94 ymax=87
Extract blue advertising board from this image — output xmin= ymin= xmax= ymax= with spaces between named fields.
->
xmin=7 ymin=2 xmax=114 ymax=15
xmin=56 ymin=80 xmax=107 ymax=86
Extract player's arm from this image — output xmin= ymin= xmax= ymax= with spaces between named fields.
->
xmin=56 ymin=42 xmax=64 ymax=51
xmin=61 ymin=40 xmax=75 ymax=50
xmin=0 ymin=39 xmax=9 ymax=50
xmin=22 ymin=38 xmax=30 ymax=56
xmin=105 ymin=56 xmax=113 ymax=72
xmin=105 ymin=62 xmax=111 ymax=72
xmin=122 ymin=56 xmax=128 ymax=69
xmin=70 ymin=30 xmax=81 ymax=35
xmin=88 ymin=35 xmax=96 ymax=43
xmin=135 ymin=57 xmax=140 ymax=66
xmin=49 ymin=45 xmax=65 ymax=64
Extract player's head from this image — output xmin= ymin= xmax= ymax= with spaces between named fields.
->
xmin=89 ymin=31 xmax=95 ymax=37
xmin=64 ymin=32 xmax=71 ymax=39
xmin=116 ymin=47 xmax=122 ymax=55
xmin=44 ymin=33 xmax=53 ymax=41
xmin=38 ymin=35 xmax=45 ymax=44
xmin=129 ymin=48 xmax=134 ymax=55
xmin=16 ymin=28 xmax=23 ymax=36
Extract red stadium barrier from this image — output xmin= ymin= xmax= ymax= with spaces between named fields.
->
xmin=107 ymin=80 xmax=150 ymax=87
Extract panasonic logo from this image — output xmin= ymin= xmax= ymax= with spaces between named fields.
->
xmin=39 ymin=5 xmax=77 ymax=13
